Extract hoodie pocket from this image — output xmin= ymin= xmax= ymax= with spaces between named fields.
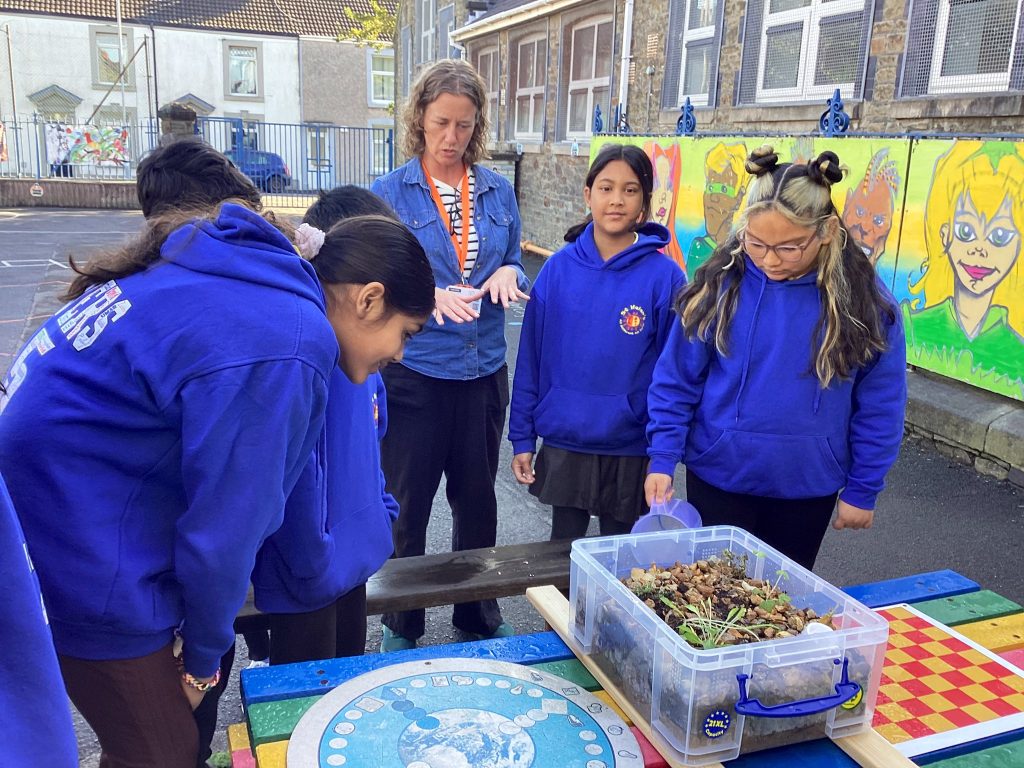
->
xmin=688 ymin=429 xmax=846 ymax=498
xmin=535 ymin=386 xmax=645 ymax=449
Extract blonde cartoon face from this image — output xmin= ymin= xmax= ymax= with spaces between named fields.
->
xmin=942 ymin=195 xmax=1020 ymax=297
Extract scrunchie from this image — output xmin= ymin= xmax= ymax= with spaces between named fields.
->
xmin=294 ymin=223 xmax=326 ymax=261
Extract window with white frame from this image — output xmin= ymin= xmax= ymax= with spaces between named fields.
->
xmin=513 ymin=35 xmax=547 ymax=140
xmin=566 ymin=16 xmax=613 ymax=138
xmin=307 ymin=125 xmax=332 ymax=168
xmin=678 ymin=0 xmax=718 ymax=105
xmin=368 ymin=50 xmax=395 ymax=105
xmin=90 ymin=27 xmax=135 ymax=88
xmin=227 ymin=44 xmax=260 ymax=97
xmin=928 ymin=0 xmax=1022 ymax=93
xmin=419 ymin=0 xmax=436 ymax=63
xmin=476 ymin=46 xmax=500 ymax=141
xmin=755 ymin=0 xmax=867 ymax=102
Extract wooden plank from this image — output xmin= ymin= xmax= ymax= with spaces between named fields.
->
xmin=227 ymin=722 xmax=251 ymax=753
xmin=247 ymin=695 xmax=319 ymax=746
xmin=955 ymin=613 xmax=1024 ymax=654
xmin=631 ymin=726 xmax=670 ymax=768
xmin=236 ymin=539 xmax=573 ymax=622
xmin=253 ymin=740 xmax=287 ymax=768
xmin=1000 ymin=648 xmax=1024 ymax=669
xmin=531 ymin=658 xmax=602 ymax=691
xmin=526 ymin=584 xmax=723 ymax=768
xmin=527 ymin=585 xmax=919 ymax=768
xmin=912 ymin=590 xmax=1023 ymax=627
xmin=842 ymin=570 xmax=979 ymax=608
xmin=240 ymin=630 xmax=573 ymax=706
xmin=833 ymin=730 xmax=917 ymax=768
xmin=920 ymin=736 xmax=1024 ymax=768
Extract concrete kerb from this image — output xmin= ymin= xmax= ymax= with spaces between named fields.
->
xmin=905 ymin=369 xmax=1024 ymax=486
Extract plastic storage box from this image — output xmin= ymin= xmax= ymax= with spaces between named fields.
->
xmin=570 ymin=526 xmax=888 ymax=766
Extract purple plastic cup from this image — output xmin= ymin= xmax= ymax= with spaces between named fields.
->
xmin=631 ymin=499 xmax=703 ymax=534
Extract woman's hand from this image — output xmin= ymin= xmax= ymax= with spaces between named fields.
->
xmin=833 ymin=499 xmax=874 ymax=530
xmin=481 ymin=266 xmax=530 ymax=309
xmin=512 ymin=452 xmax=535 ymax=485
xmin=644 ymin=473 xmax=674 ymax=506
xmin=432 ymin=286 xmax=483 ymax=325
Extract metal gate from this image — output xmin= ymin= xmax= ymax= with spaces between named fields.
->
xmin=196 ymin=117 xmax=394 ymax=212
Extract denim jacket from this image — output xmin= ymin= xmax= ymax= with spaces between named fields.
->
xmin=371 ymin=158 xmax=529 ymax=381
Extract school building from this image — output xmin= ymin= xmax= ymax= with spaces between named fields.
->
xmin=395 ymin=0 xmax=1024 ymax=249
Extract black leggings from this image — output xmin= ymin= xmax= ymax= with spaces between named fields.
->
xmin=268 ymin=583 xmax=368 ymax=665
xmin=685 ymin=471 xmax=837 ymax=571
xmin=550 ymin=506 xmax=634 ymax=540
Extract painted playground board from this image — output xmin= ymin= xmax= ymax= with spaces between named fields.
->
xmin=874 ymin=604 xmax=1024 ymax=757
xmin=287 ymin=658 xmax=644 ymax=767
xmin=590 ymin=135 xmax=1024 ymax=401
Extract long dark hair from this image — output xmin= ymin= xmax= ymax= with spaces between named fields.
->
xmin=63 ymin=201 xmax=290 ymax=301
xmin=312 ymin=215 xmax=435 ymax=318
xmin=303 ymin=186 xmax=398 ymax=229
xmin=677 ymin=146 xmax=896 ymax=387
xmin=565 ymin=143 xmax=654 ymax=242
xmin=136 ymin=138 xmax=260 ymax=219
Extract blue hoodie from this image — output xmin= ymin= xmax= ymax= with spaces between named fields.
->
xmin=0 ymin=474 xmax=78 ymax=767
xmin=252 ymin=370 xmax=399 ymax=613
xmin=647 ymin=256 xmax=906 ymax=508
xmin=0 ymin=205 xmax=337 ymax=678
xmin=509 ymin=222 xmax=686 ymax=457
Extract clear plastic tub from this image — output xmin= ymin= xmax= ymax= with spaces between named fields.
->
xmin=569 ymin=526 xmax=888 ymax=766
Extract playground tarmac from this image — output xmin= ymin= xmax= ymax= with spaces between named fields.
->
xmin=0 ymin=208 xmax=1021 ymax=766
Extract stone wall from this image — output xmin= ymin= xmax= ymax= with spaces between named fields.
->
xmin=0 ymin=179 xmax=139 ymax=209
xmin=516 ymin=149 xmax=590 ymax=250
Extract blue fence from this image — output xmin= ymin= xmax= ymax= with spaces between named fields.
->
xmin=0 ymin=114 xmax=394 ymax=210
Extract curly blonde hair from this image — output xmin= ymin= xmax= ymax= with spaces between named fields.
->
xmin=402 ymin=59 xmax=490 ymax=166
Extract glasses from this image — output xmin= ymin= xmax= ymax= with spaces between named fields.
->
xmin=740 ymin=232 xmax=818 ymax=262
xmin=705 ymin=182 xmax=738 ymax=197
xmin=446 ymin=198 xmax=462 ymax=237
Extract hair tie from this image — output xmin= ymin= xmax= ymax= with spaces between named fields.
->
xmin=295 ymin=223 xmax=326 ymax=261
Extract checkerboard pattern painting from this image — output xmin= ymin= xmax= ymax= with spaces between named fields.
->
xmin=873 ymin=605 xmax=1024 ymax=754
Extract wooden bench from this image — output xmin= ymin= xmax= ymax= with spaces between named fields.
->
xmin=234 ymin=538 xmax=572 ymax=633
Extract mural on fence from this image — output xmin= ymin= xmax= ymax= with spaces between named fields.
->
xmin=44 ymin=124 xmax=129 ymax=167
xmin=591 ymin=134 xmax=1024 ymax=401
xmin=899 ymin=140 xmax=1024 ymax=400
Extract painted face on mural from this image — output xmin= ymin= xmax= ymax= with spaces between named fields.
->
xmin=843 ymin=181 xmax=894 ymax=266
xmin=704 ymin=165 xmax=742 ymax=245
xmin=942 ymin=195 xmax=1019 ymax=297
xmin=652 ymin=155 xmax=674 ymax=226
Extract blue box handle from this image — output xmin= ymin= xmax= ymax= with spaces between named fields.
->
xmin=734 ymin=658 xmax=861 ymax=718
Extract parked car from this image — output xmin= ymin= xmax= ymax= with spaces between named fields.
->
xmin=225 ymin=149 xmax=292 ymax=193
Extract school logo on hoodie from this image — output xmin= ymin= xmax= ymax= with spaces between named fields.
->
xmin=619 ymin=305 xmax=646 ymax=335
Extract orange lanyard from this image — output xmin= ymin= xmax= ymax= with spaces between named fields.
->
xmin=422 ymin=160 xmax=472 ymax=274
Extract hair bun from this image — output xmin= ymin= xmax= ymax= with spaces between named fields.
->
xmin=744 ymin=145 xmax=779 ymax=177
xmin=807 ymin=151 xmax=844 ymax=187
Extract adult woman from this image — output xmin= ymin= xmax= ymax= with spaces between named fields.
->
xmin=0 ymin=202 xmax=431 ymax=767
xmin=371 ymin=59 xmax=530 ymax=650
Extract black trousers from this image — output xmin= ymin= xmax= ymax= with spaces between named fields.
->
xmin=268 ymin=583 xmax=368 ymax=665
xmin=380 ymin=364 xmax=509 ymax=639
xmin=550 ymin=506 xmax=634 ymax=540
xmin=685 ymin=471 xmax=837 ymax=571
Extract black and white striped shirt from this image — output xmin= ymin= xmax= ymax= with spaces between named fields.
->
xmin=432 ymin=169 xmax=478 ymax=282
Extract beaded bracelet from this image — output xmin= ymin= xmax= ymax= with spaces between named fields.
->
xmin=172 ymin=630 xmax=221 ymax=692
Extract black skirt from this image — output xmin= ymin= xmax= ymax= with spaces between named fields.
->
xmin=529 ymin=445 xmax=649 ymax=524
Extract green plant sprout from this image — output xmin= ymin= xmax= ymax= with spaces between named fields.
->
xmin=660 ymin=596 xmax=780 ymax=650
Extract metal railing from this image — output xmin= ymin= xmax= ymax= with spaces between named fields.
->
xmin=0 ymin=114 xmax=395 ymax=211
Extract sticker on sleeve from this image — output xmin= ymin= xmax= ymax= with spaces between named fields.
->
xmin=703 ymin=709 xmax=731 ymax=739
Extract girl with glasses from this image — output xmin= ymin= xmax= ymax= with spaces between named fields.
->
xmin=645 ymin=147 xmax=907 ymax=570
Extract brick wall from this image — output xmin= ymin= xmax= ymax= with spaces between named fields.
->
xmin=631 ymin=0 xmax=1024 ymax=135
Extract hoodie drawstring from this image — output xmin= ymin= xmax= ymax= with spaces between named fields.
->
xmin=735 ymin=272 xmax=767 ymax=422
